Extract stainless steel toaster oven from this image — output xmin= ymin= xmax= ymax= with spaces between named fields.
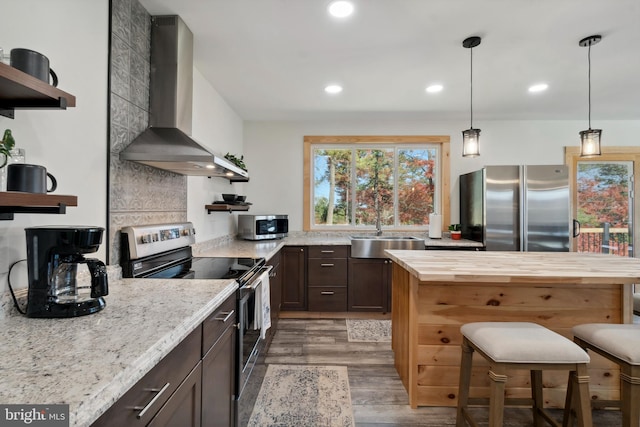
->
xmin=238 ymin=214 xmax=288 ymax=240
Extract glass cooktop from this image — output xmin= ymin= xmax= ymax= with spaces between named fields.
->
xmin=188 ymin=257 xmax=264 ymax=280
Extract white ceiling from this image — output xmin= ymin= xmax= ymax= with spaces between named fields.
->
xmin=139 ymin=0 xmax=640 ymax=122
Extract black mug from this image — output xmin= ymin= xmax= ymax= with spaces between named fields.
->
xmin=7 ymin=164 xmax=57 ymax=193
xmin=10 ymin=48 xmax=58 ymax=87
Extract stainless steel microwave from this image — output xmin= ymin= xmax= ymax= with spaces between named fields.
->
xmin=238 ymin=214 xmax=288 ymax=240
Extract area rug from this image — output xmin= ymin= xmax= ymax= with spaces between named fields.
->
xmin=247 ymin=364 xmax=355 ymax=427
xmin=346 ymin=319 xmax=391 ymax=342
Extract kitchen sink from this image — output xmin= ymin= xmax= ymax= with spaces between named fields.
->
xmin=350 ymin=235 xmax=425 ymax=258
xmin=350 ymin=235 xmax=422 ymax=240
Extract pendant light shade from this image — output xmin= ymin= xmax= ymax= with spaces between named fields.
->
xmin=462 ymin=36 xmax=481 ymax=158
xmin=579 ymin=35 xmax=602 ymax=157
xmin=580 ymin=128 xmax=602 ymax=157
xmin=462 ymin=128 xmax=481 ymax=157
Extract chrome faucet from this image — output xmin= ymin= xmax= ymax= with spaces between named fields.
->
xmin=375 ymin=216 xmax=382 ymax=236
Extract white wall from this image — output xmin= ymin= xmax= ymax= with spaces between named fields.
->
xmin=188 ymin=68 xmax=246 ymax=242
xmin=244 ymin=119 xmax=640 ymax=231
xmin=0 ymin=0 xmax=109 ymax=293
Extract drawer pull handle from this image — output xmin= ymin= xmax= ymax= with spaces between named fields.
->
xmin=214 ymin=310 xmax=235 ymax=323
xmin=320 ymin=263 xmax=335 ymax=267
xmin=320 ymin=250 xmax=335 ymax=253
xmin=134 ymin=382 xmax=171 ymax=419
xmin=321 ymin=291 xmax=335 ymax=295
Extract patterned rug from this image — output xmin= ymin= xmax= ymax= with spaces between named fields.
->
xmin=248 ymin=365 xmax=355 ymax=427
xmin=346 ymin=319 xmax=391 ymax=342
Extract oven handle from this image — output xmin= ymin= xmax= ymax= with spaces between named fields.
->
xmin=244 ymin=265 xmax=273 ymax=290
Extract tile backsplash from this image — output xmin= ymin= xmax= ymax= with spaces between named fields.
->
xmin=108 ymin=0 xmax=187 ymax=265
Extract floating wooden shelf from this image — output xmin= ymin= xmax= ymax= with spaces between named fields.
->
xmin=206 ymin=204 xmax=250 ymax=214
xmin=0 ymin=62 xmax=76 ymax=118
xmin=0 ymin=192 xmax=78 ymax=220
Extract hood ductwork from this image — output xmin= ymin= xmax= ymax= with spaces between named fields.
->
xmin=119 ymin=15 xmax=248 ymax=181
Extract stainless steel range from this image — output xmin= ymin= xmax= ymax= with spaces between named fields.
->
xmin=120 ymin=222 xmax=269 ymax=427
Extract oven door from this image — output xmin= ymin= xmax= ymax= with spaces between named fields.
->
xmin=235 ymin=266 xmax=271 ymax=427
xmin=236 ymin=269 xmax=267 ymax=393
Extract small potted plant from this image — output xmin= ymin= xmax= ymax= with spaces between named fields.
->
xmin=0 ymin=129 xmax=15 ymax=168
xmin=448 ymin=224 xmax=462 ymax=240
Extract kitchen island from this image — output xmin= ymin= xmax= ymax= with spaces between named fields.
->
xmin=385 ymin=250 xmax=640 ymax=409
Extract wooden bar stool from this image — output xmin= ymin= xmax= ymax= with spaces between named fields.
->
xmin=570 ymin=324 xmax=640 ymax=427
xmin=456 ymin=322 xmax=592 ymax=427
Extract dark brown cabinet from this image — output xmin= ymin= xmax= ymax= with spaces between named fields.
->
xmin=91 ymin=326 xmax=202 ymax=427
xmin=201 ymin=296 xmax=237 ymax=427
xmin=281 ymin=246 xmax=307 ymax=310
xmin=92 ymin=293 xmax=238 ymax=427
xmin=307 ymin=246 xmax=349 ymax=311
xmin=148 ymin=363 xmax=202 ymax=427
xmin=348 ymin=258 xmax=392 ymax=312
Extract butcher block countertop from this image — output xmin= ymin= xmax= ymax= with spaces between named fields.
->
xmin=385 ymin=250 xmax=640 ymax=284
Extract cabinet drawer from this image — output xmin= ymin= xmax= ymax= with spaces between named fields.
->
xmin=202 ymin=294 xmax=237 ymax=356
xmin=308 ymin=245 xmax=349 ymax=258
xmin=308 ymin=287 xmax=347 ymax=311
xmin=308 ymin=258 xmax=348 ymax=285
xmin=91 ymin=326 xmax=202 ymax=427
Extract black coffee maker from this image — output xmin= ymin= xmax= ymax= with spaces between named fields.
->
xmin=25 ymin=226 xmax=108 ymax=318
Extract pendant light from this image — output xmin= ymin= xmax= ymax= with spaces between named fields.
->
xmin=579 ymin=35 xmax=602 ymax=157
xmin=462 ymin=36 xmax=481 ymax=157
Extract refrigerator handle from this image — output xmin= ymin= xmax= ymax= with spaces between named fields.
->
xmin=521 ymin=167 xmax=527 ymax=251
xmin=573 ymin=219 xmax=581 ymax=237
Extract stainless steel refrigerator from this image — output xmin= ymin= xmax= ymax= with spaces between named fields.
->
xmin=460 ymin=165 xmax=570 ymax=251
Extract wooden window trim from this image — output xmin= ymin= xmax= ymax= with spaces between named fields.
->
xmin=564 ymin=146 xmax=640 ymax=253
xmin=304 ymin=135 xmax=451 ymax=231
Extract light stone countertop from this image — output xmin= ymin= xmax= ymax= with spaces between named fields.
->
xmin=194 ymin=232 xmax=482 ymax=259
xmin=0 ymin=277 xmax=237 ymax=427
xmin=0 ymin=232 xmax=480 ymax=427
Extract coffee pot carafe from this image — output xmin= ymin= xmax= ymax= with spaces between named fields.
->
xmin=25 ymin=226 xmax=108 ymax=318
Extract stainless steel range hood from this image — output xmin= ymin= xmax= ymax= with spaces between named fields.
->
xmin=119 ymin=15 xmax=248 ymax=182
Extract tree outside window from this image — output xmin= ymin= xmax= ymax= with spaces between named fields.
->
xmin=312 ymin=144 xmax=439 ymax=229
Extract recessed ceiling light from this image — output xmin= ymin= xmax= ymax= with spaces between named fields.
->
xmin=528 ymin=83 xmax=548 ymax=93
xmin=325 ymin=84 xmax=343 ymax=94
xmin=328 ymin=1 xmax=354 ymax=18
xmin=426 ymin=84 xmax=443 ymax=93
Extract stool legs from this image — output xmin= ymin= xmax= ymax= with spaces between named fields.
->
xmin=456 ymin=339 xmax=473 ymax=427
xmin=562 ymin=371 xmax=575 ymax=427
xmin=564 ymin=365 xmax=593 ymax=427
xmin=488 ymin=368 xmax=508 ymax=427
xmin=573 ymin=364 xmax=593 ymax=427
xmin=621 ymin=366 xmax=640 ymax=427
xmin=531 ymin=370 xmax=544 ymax=427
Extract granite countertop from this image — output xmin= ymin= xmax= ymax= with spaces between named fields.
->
xmin=194 ymin=232 xmax=482 ymax=259
xmin=385 ymin=249 xmax=640 ymax=284
xmin=0 ymin=232 xmax=480 ymax=427
xmin=0 ymin=278 xmax=237 ymax=427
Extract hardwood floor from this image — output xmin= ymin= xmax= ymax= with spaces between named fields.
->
xmin=264 ymin=316 xmax=623 ymax=426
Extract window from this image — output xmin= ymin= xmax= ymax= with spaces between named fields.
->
xmin=304 ymin=136 xmax=450 ymax=231
xmin=565 ymin=146 xmax=639 ymax=256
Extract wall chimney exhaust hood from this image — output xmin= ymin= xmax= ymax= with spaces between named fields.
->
xmin=119 ymin=15 xmax=248 ymax=182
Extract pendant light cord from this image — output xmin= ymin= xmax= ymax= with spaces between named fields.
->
xmin=470 ymin=47 xmax=474 ymax=129
xmin=587 ymin=43 xmax=592 ymax=129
